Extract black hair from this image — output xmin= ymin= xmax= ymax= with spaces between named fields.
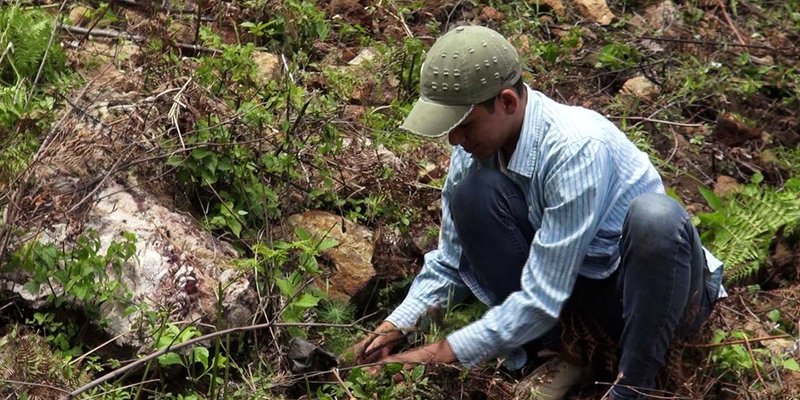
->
xmin=478 ymin=76 xmax=526 ymax=113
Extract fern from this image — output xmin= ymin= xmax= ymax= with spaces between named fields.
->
xmin=697 ymin=175 xmax=800 ymax=284
xmin=0 ymin=2 xmax=64 ymax=85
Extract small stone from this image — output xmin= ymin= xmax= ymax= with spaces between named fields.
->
xmin=573 ymin=0 xmax=615 ymax=25
xmin=620 ymin=76 xmax=661 ymax=101
xmin=69 ymin=6 xmax=90 ymax=26
xmin=347 ymin=48 xmax=377 ymax=66
xmin=480 ymin=6 xmax=505 ymax=22
xmin=251 ymin=51 xmax=281 ymax=85
xmin=713 ymin=175 xmax=742 ymax=198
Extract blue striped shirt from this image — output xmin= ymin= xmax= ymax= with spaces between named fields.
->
xmin=386 ymin=86 xmax=724 ymax=369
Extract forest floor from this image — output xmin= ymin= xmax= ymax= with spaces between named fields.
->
xmin=1 ymin=0 xmax=799 ymax=399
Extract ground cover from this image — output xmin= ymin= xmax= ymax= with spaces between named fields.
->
xmin=0 ymin=0 xmax=798 ymax=398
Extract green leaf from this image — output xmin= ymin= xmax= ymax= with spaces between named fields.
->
xmin=192 ymin=148 xmax=213 ymax=159
xmin=192 ymin=346 xmax=209 ymax=370
xmin=699 ymin=186 xmax=723 ymax=210
xmin=294 ymin=293 xmax=320 ymax=309
xmin=783 ymin=358 xmax=800 ymax=372
xmin=227 ymin=218 xmax=242 ymax=237
xmin=766 ymin=309 xmax=780 ymax=322
xmin=158 ymin=352 xmax=184 ymax=367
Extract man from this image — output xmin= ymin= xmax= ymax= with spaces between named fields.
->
xmin=349 ymin=25 xmax=725 ymax=399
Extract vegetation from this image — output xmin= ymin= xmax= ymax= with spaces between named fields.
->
xmin=0 ymin=0 xmax=798 ymax=399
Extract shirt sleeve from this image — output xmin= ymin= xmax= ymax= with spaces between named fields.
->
xmin=447 ymin=138 xmax=612 ymax=366
xmin=386 ymin=150 xmax=472 ymax=330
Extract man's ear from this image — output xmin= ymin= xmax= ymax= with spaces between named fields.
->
xmin=498 ymin=88 xmax=519 ymax=115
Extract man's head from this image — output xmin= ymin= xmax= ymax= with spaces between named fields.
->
xmin=400 ymin=25 xmax=526 ymax=160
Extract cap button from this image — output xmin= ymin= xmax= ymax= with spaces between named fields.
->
xmin=456 ymin=26 xmax=465 ymax=32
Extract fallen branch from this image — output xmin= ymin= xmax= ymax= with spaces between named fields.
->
xmin=637 ymin=35 xmax=794 ymax=53
xmin=66 ymin=321 xmax=362 ymax=399
xmin=683 ymin=334 xmax=792 ymax=348
xmin=60 ymin=24 xmax=221 ymax=54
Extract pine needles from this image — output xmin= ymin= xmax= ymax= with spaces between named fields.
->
xmin=697 ymin=175 xmax=800 ymax=284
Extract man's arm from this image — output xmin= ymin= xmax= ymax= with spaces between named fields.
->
xmin=386 ymin=149 xmax=474 ymax=331
xmin=447 ymin=138 xmax=613 ymax=366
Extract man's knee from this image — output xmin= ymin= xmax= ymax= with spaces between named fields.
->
xmin=451 ymin=168 xmax=508 ymax=224
xmin=626 ymin=193 xmax=688 ymax=237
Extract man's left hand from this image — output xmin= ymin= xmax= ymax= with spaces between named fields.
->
xmin=366 ymin=340 xmax=457 ymax=376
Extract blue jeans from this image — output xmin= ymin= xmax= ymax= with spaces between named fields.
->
xmin=450 ymin=168 xmax=722 ymax=399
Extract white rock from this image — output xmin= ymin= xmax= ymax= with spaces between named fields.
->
xmin=620 ymin=76 xmax=661 ymax=101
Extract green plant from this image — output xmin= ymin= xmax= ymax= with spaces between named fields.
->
xmin=711 ymin=329 xmax=800 ymax=384
xmin=8 ymin=230 xmax=137 ymax=317
xmin=697 ymin=174 xmax=800 ymax=283
xmin=317 ymin=364 xmax=437 ymax=400
xmin=595 ymin=42 xmax=641 ymax=70
xmin=0 ymin=2 xmax=65 ymax=85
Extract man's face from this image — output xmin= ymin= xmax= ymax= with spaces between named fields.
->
xmin=447 ymin=96 xmax=516 ymax=161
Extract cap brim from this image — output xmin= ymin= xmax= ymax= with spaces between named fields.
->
xmin=400 ymin=97 xmax=473 ymax=138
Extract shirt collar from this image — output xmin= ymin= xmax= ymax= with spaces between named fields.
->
xmin=505 ymin=85 xmax=543 ymax=178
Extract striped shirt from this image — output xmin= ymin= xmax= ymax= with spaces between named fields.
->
xmin=386 ymin=86 xmax=724 ymax=369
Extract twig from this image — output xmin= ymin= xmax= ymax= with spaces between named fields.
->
xmin=27 ymin=0 xmax=68 ymax=107
xmin=637 ymin=35 xmax=792 ymax=52
xmin=606 ymin=115 xmax=705 ymax=127
xmin=0 ymin=379 xmax=70 ymax=394
xmin=741 ymin=333 xmax=767 ymax=389
xmin=332 ymin=368 xmax=356 ymax=400
xmin=684 ymin=335 xmax=792 ymax=348
xmin=66 ymin=321 xmax=363 ymax=398
xmin=69 ymin=331 xmax=129 ymax=366
xmin=715 ymin=0 xmax=747 ymax=46
xmin=168 ymin=77 xmax=193 ymax=150
xmin=60 ymin=24 xmax=221 ymax=54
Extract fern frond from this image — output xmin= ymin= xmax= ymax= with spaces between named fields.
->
xmin=0 ymin=2 xmax=64 ymax=85
xmin=697 ymin=179 xmax=800 ymax=284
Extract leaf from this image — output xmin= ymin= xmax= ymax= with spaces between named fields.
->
xmin=192 ymin=346 xmax=209 ymax=370
xmin=158 ymin=352 xmax=184 ymax=367
xmin=699 ymin=187 xmax=723 ymax=211
xmin=294 ymin=293 xmax=320 ymax=309
xmin=766 ymin=309 xmax=780 ymax=322
xmin=783 ymin=358 xmax=800 ymax=372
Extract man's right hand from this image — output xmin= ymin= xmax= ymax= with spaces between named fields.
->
xmin=342 ymin=320 xmax=404 ymax=365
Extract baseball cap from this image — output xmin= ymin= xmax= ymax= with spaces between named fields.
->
xmin=400 ymin=25 xmax=522 ymax=138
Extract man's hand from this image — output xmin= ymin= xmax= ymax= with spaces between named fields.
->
xmin=341 ymin=321 xmax=404 ymax=365
xmin=367 ymin=340 xmax=457 ymax=376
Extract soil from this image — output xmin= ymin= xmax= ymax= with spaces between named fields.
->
xmin=2 ymin=0 xmax=799 ymax=398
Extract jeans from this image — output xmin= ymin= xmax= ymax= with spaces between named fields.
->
xmin=450 ymin=168 xmax=721 ymax=399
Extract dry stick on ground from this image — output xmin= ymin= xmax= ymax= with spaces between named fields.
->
xmin=683 ymin=333 xmax=793 ymax=348
xmin=715 ymin=0 xmax=747 ymax=46
xmin=66 ymin=321 xmax=365 ymax=398
xmin=741 ymin=333 xmax=768 ymax=389
xmin=60 ymin=25 xmax=221 ymax=55
xmin=0 ymin=379 xmax=71 ymax=395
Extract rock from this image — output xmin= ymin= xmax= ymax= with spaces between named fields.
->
xmin=285 ymin=211 xmax=375 ymax=302
xmin=713 ymin=175 xmax=742 ymax=198
xmin=169 ymin=21 xmax=195 ymax=43
xmin=531 ymin=0 xmax=565 ymax=15
xmin=620 ymin=76 xmax=661 ymax=101
xmin=68 ymin=6 xmax=91 ymax=26
xmin=2 ymin=181 xmax=257 ymax=347
xmin=572 ymin=0 xmax=614 ymax=25
xmin=479 ymin=6 xmax=505 ymax=22
xmin=251 ymin=51 xmax=281 ymax=85
xmin=347 ymin=48 xmax=377 ymax=66
xmin=630 ymin=0 xmax=681 ymax=32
